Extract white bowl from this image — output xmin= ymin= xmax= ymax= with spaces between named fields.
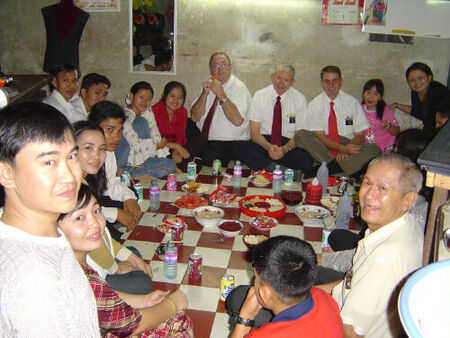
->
xmin=218 ymin=220 xmax=243 ymax=237
xmin=320 ymin=195 xmax=340 ymax=212
xmin=399 ymin=259 xmax=450 ymax=337
xmin=192 ymin=206 xmax=224 ymax=227
xmin=294 ymin=205 xmax=331 ymax=225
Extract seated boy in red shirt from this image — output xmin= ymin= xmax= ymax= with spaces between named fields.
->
xmin=231 ymin=236 xmax=343 ymax=338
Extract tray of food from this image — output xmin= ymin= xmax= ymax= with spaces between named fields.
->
xmin=239 ymin=195 xmax=286 ymax=218
xmin=175 ymin=194 xmax=208 ymax=209
xmin=181 ymin=181 xmax=209 ymax=195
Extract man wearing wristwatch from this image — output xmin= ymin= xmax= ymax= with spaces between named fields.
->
xmin=191 ymin=52 xmax=251 ymax=166
xmin=229 ymin=236 xmax=343 ymax=338
xmin=238 ymin=64 xmax=313 ymax=173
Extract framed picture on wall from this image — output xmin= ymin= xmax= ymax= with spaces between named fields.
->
xmin=74 ymin=0 xmax=120 ymax=12
xmin=129 ymin=0 xmax=176 ymax=74
xmin=321 ymin=0 xmax=364 ymax=25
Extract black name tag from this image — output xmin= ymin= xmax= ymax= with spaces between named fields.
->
xmin=345 ymin=117 xmax=353 ymax=126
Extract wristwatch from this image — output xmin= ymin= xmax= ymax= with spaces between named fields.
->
xmin=220 ymin=96 xmax=228 ymax=105
xmin=236 ymin=316 xmax=255 ymax=327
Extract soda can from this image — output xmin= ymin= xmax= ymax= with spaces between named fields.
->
xmin=219 ymin=274 xmax=235 ymax=301
xmin=284 ymin=169 xmax=294 ymax=185
xmin=338 ymin=177 xmax=349 ymax=194
xmin=187 ymin=161 xmax=197 ymax=181
xmin=212 ymin=159 xmax=222 ymax=177
xmin=120 ymin=170 xmax=131 ymax=187
xmin=188 ymin=253 xmax=203 ymax=279
xmin=167 ymin=173 xmax=177 ymax=192
xmin=171 ymin=223 xmax=184 ymax=245
xmin=134 ymin=183 xmax=143 ymax=201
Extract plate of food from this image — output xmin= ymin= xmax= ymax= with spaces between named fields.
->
xmin=181 ymin=181 xmax=209 ymax=195
xmin=239 ymin=195 xmax=286 ymax=218
xmin=157 ymin=215 xmax=187 ymax=233
xmin=249 ymin=170 xmax=273 ymax=187
xmin=218 ymin=220 xmax=243 ymax=237
xmin=249 ymin=214 xmax=278 ymax=231
xmin=175 ymin=194 xmax=208 ymax=209
xmin=294 ymin=205 xmax=331 ymax=225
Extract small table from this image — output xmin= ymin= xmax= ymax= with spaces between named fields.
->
xmin=8 ymin=74 xmax=51 ymax=104
xmin=418 ymin=122 xmax=450 ymax=264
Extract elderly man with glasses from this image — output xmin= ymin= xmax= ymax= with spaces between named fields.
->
xmin=191 ymin=52 xmax=251 ymax=166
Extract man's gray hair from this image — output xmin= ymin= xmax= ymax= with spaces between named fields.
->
xmin=274 ymin=64 xmax=295 ymax=80
xmin=368 ymin=153 xmax=423 ymax=194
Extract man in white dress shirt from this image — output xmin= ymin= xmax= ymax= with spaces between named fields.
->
xmin=240 ymin=64 xmax=313 ymax=173
xmin=295 ymin=66 xmax=380 ymax=177
xmin=42 ymin=63 xmax=80 ymax=123
xmin=317 ymin=153 xmax=424 ymax=337
xmin=71 ymin=72 xmax=110 ymax=121
xmin=191 ymin=52 xmax=251 ymax=166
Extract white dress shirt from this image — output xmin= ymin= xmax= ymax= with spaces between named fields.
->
xmin=42 ymin=90 xmax=82 ymax=124
xmin=332 ymin=213 xmax=423 ymax=337
xmin=70 ymin=95 xmax=89 ymax=121
xmin=192 ymin=74 xmax=252 ymax=141
xmin=307 ymin=90 xmax=369 ymax=139
xmin=249 ymin=84 xmax=308 ymax=138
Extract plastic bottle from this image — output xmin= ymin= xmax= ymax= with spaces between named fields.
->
xmin=321 ymin=215 xmax=336 ymax=249
xmin=317 ymin=161 xmax=329 ymax=197
xmin=272 ymin=165 xmax=283 ymax=193
xmin=149 ymin=179 xmax=160 ymax=211
xmin=335 ymin=191 xmax=352 ymax=230
xmin=164 ymin=242 xmax=178 ymax=279
xmin=233 ymin=161 xmax=242 ymax=189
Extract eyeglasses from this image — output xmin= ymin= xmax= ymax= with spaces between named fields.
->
xmin=211 ymin=63 xmax=230 ymax=70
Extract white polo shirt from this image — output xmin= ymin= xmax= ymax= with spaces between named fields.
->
xmin=307 ymin=90 xmax=369 ymax=139
xmin=192 ymin=74 xmax=252 ymax=141
xmin=332 ymin=213 xmax=423 ymax=337
xmin=249 ymin=84 xmax=308 ymax=139
xmin=42 ymin=90 xmax=81 ymax=124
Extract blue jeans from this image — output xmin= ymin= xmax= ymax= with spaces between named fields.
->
xmin=127 ymin=157 xmax=176 ymax=178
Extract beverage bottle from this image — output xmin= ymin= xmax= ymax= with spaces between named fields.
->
xmin=233 ymin=161 xmax=242 ymax=189
xmin=149 ymin=179 xmax=160 ymax=211
xmin=317 ymin=161 xmax=329 ymax=197
xmin=272 ymin=165 xmax=283 ymax=193
xmin=335 ymin=191 xmax=352 ymax=230
xmin=164 ymin=242 xmax=178 ymax=279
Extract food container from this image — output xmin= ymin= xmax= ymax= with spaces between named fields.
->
xmin=218 ymin=220 xmax=243 ymax=237
xmin=242 ymin=234 xmax=269 ymax=248
xmin=192 ymin=206 xmax=224 ymax=227
xmin=294 ymin=205 xmax=331 ymax=225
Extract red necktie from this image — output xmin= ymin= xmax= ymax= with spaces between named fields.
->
xmin=328 ymin=101 xmax=339 ymax=157
xmin=270 ymin=96 xmax=282 ymax=146
xmin=201 ymin=96 xmax=219 ymax=139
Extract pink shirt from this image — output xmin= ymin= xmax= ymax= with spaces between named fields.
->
xmin=362 ymin=104 xmax=398 ymax=154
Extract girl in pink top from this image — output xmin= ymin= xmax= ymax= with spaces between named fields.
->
xmin=362 ymin=79 xmax=400 ymax=153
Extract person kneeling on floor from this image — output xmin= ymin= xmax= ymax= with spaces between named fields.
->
xmin=229 ymin=236 xmax=343 ymax=338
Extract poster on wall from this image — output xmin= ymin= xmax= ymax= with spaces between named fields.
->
xmin=74 ymin=0 xmax=120 ymax=12
xmin=321 ymin=0 xmax=364 ymax=25
xmin=362 ymin=0 xmax=387 ymax=26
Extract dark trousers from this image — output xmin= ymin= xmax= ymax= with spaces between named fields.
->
xmin=99 ymin=195 xmax=125 ymax=242
xmin=237 ymin=135 xmax=313 ymax=172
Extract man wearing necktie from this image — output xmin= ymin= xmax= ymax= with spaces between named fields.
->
xmin=191 ymin=52 xmax=251 ymax=166
xmin=295 ymin=66 xmax=381 ymax=177
xmin=238 ymin=65 xmax=313 ymax=174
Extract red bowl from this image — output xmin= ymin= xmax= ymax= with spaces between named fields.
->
xmin=239 ymin=195 xmax=286 ymax=219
